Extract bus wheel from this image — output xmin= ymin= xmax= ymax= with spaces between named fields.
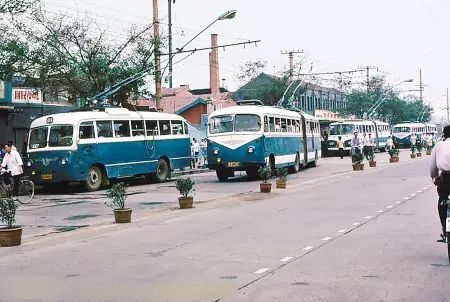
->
xmin=155 ymin=158 xmax=170 ymax=183
xmin=290 ymin=153 xmax=301 ymax=173
xmin=86 ymin=166 xmax=103 ymax=191
xmin=216 ymin=169 xmax=229 ymax=182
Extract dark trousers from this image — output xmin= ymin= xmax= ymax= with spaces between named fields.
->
xmin=1 ymin=173 xmax=20 ymax=196
xmin=436 ymin=172 xmax=450 ymax=233
xmin=338 ymin=148 xmax=344 ymax=159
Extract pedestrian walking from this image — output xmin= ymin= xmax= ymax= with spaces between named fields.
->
xmin=192 ymin=138 xmax=200 ymax=169
xmin=336 ymin=136 xmax=345 ymax=159
xmin=351 ymin=132 xmax=360 ymax=154
xmin=0 ymin=143 xmax=23 ymax=200
xmin=386 ymin=136 xmax=395 ymax=151
xmin=410 ymin=133 xmax=417 ymax=147
xmin=200 ymin=138 xmax=208 ymax=168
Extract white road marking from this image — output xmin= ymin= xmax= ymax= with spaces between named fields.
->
xmin=417 ymin=190 xmax=422 ymax=193
xmin=303 ymin=246 xmax=314 ymax=251
xmin=321 ymin=237 xmax=332 ymax=241
xmin=338 ymin=229 xmax=347 ymax=233
xmin=254 ymin=268 xmax=270 ymax=274
xmin=280 ymin=257 xmax=293 ymax=262
xmin=410 ymin=193 xmax=416 ymax=197
xmin=365 ymin=216 xmax=373 ymax=219
xmin=403 ymin=197 xmax=410 ymax=200
xmin=423 ymin=187 xmax=428 ymax=190
xmin=387 ymin=206 xmax=393 ymax=209
xmin=352 ymin=222 xmax=360 ymax=226
xmin=395 ymin=201 xmax=402 ymax=204
xmin=378 ymin=210 xmax=384 ymax=213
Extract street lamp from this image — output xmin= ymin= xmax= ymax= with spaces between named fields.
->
xmin=167 ymin=9 xmax=237 ymax=87
xmin=365 ymin=78 xmax=413 ymax=119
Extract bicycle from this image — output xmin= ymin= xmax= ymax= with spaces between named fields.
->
xmin=0 ymin=170 xmax=35 ymax=204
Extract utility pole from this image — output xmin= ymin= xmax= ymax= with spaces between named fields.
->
xmin=419 ymin=69 xmax=424 ymax=103
xmin=364 ymin=66 xmax=378 ymax=93
xmin=153 ymin=0 xmax=162 ymax=108
xmin=281 ymin=50 xmax=303 ymax=81
xmin=168 ymin=0 xmax=174 ymax=88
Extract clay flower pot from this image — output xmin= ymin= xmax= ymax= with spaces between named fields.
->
xmin=276 ymin=179 xmax=287 ymax=189
xmin=178 ymin=197 xmax=194 ymax=209
xmin=410 ymin=154 xmax=416 ymax=159
xmin=417 ymin=153 xmax=422 ymax=157
xmin=0 ymin=227 xmax=22 ymax=247
xmin=260 ymin=182 xmax=272 ymax=193
xmin=113 ymin=208 xmax=132 ymax=223
xmin=426 ymin=151 xmax=432 ymax=155
xmin=369 ymin=161 xmax=377 ymax=167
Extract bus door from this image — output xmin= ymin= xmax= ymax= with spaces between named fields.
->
xmin=77 ymin=121 xmax=99 ymax=170
xmin=372 ymin=122 xmax=380 ymax=149
xmin=301 ymin=117 xmax=309 ymax=164
xmin=144 ymin=120 xmax=158 ymax=157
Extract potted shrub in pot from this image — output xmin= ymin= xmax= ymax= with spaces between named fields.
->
xmin=389 ymin=148 xmax=400 ymax=163
xmin=176 ymin=177 xmax=195 ymax=209
xmin=351 ymin=148 xmax=364 ymax=171
xmin=0 ymin=197 xmax=22 ymax=247
xmin=367 ymin=147 xmax=376 ymax=167
xmin=426 ymin=144 xmax=432 ymax=156
xmin=106 ymin=182 xmax=131 ymax=223
xmin=410 ymin=144 xmax=416 ymax=158
xmin=416 ymin=140 xmax=423 ymax=157
xmin=258 ymin=165 xmax=272 ymax=193
xmin=275 ymin=167 xmax=288 ymax=189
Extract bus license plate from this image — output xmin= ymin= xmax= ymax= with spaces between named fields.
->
xmin=227 ymin=162 xmax=240 ymax=168
xmin=41 ymin=174 xmax=52 ymax=180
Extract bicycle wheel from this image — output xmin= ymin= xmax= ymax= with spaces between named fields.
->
xmin=16 ymin=180 xmax=35 ymax=204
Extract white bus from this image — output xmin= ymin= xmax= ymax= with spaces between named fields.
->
xmin=327 ymin=120 xmax=390 ymax=154
xmin=27 ymin=108 xmax=191 ymax=191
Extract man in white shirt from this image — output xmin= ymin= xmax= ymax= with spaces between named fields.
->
xmin=386 ymin=136 xmax=395 ymax=151
xmin=1 ymin=143 xmax=23 ymax=199
xmin=192 ymin=139 xmax=200 ymax=168
xmin=430 ymin=125 xmax=450 ymax=242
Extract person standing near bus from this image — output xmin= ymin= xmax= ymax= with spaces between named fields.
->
xmin=200 ymin=138 xmax=208 ymax=168
xmin=336 ymin=136 xmax=344 ymax=159
xmin=351 ymin=132 xmax=360 ymax=154
xmin=386 ymin=136 xmax=395 ymax=151
xmin=410 ymin=132 xmax=417 ymax=147
xmin=192 ymin=138 xmax=200 ymax=169
xmin=1 ymin=143 xmax=23 ymax=200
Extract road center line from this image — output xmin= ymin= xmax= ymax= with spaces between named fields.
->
xmin=321 ymin=236 xmax=332 ymax=241
xmin=280 ymin=257 xmax=293 ymax=262
xmin=352 ymin=222 xmax=360 ymax=226
xmin=303 ymin=246 xmax=314 ymax=251
xmin=338 ymin=229 xmax=347 ymax=233
xmin=365 ymin=216 xmax=373 ymax=219
xmin=377 ymin=210 xmax=384 ymax=213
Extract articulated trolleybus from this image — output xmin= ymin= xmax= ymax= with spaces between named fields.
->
xmin=27 ymin=108 xmax=191 ymax=191
xmin=327 ymin=120 xmax=390 ymax=154
xmin=207 ymin=101 xmax=321 ymax=181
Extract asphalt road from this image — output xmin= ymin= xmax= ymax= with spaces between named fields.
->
xmin=0 ymin=153 xmax=448 ymax=302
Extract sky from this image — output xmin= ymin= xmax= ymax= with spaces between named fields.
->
xmin=43 ymin=0 xmax=450 ymax=121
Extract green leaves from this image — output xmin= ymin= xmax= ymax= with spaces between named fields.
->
xmin=105 ymin=182 xmax=128 ymax=210
xmin=0 ymin=197 xmax=18 ymax=228
xmin=258 ymin=166 xmax=272 ymax=183
xmin=176 ymin=177 xmax=195 ymax=198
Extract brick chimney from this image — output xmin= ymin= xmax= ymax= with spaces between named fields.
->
xmin=209 ymin=34 xmax=220 ymax=97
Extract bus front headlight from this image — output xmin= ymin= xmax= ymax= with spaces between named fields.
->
xmin=27 ymin=160 xmax=32 ymax=167
xmin=248 ymin=146 xmax=255 ymax=154
xmin=61 ymin=158 xmax=68 ymax=165
xmin=213 ymin=149 xmax=220 ymax=155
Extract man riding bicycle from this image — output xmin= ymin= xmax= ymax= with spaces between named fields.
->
xmin=430 ymin=125 xmax=450 ymax=243
xmin=0 ymin=143 xmax=23 ymax=201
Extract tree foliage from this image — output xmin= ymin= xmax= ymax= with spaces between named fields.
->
xmin=236 ymin=60 xmax=267 ymax=84
xmin=0 ymin=0 xmax=37 ymax=14
xmin=341 ymin=76 xmax=432 ymax=124
xmin=0 ymin=3 xmax=157 ymax=105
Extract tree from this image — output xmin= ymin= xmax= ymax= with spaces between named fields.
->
xmin=0 ymin=4 xmax=158 ymax=105
xmin=0 ymin=0 xmax=37 ymax=14
xmin=236 ymin=60 xmax=267 ymax=84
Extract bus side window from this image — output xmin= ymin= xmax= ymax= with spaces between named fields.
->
xmin=145 ymin=120 xmax=159 ymax=136
xmin=183 ymin=122 xmax=189 ymax=135
xmin=269 ymin=117 xmax=275 ymax=132
xmin=131 ymin=120 xmax=144 ymax=137
xmin=96 ymin=121 xmax=113 ymax=138
xmin=264 ymin=116 xmax=269 ymax=132
xmin=113 ymin=121 xmax=131 ymax=138
xmin=295 ymin=120 xmax=301 ymax=133
xmin=287 ymin=119 xmax=292 ymax=132
xmin=281 ymin=119 xmax=287 ymax=132
xmin=159 ymin=120 xmax=171 ymax=135
xmin=79 ymin=121 xmax=95 ymax=139
xmin=171 ymin=120 xmax=184 ymax=135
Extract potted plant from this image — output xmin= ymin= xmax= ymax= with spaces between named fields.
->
xmin=367 ymin=147 xmax=376 ymax=167
xmin=389 ymin=148 xmax=400 ymax=163
xmin=106 ymin=182 xmax=131 ymax=223
xmin=258 ymin=165 xmax=272 ymax=193
xmin=416 ymin=140 xmax=423 ymax=157
xmin=410 ymin=144 xmax=416 ymax=158
xmin=351 ymin=148 xmax=364 ymax=171
xmin=176 ymin=177 xmax=195 ymax=209
xmin=275 ymin=167 xmax=288 ymax=189
xmin=426 ymin=145 xmax=432 ymax=156
xmin=0 ymin=197 xmax=22 ymax=247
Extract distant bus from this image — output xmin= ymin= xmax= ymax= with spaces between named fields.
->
xmin=425 ymin=123 xmax=438 ymax=137
xmin=391 ymin=122 xmax=427 ymax=147
xmin=27 ymin=108 xmax=191 ymax=191
xmin=327 ymin=120 xmax=390 ymax=153
xmin=207 ymin=103 xmax=321 ymax=181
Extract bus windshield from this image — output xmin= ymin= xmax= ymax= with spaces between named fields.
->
xmin=209 ymin=114 xmax=261 ymax=134
xmin=329 ymin=124 xmax=355 ymax=135
xmin=209 ymin=115 xmax=234 ymax=134
xmin=49 ymin=125 xmax=74 ymax=147
xmin=29 ymin=127 xmax=48 ymax=150
xmin=393 ymin=127 xmax=410 ymax=133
